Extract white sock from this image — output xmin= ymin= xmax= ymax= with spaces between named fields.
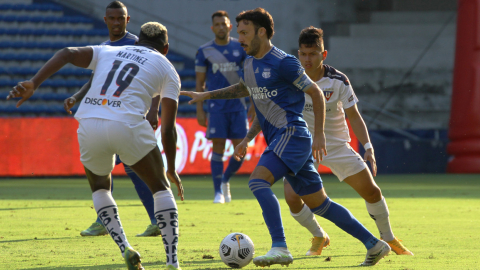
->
xmin=365 ymin=196 xmax=395 ymax=242
xmin=92 ymin=189 xmax=131 ymax=257
xmin=290 ymin=203 xmax=325 ymax=238
xmin=154 ymin=189 xmax=179 ymax=268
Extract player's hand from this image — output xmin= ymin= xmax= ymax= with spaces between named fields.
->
xmin=364 ymin=149 xmax=377 ymax=177
xmin=146 ymin=109 xmax=159 ymax=130
xmin=63 ymin=97 xmax=76 ymax=115
xmin=312 ymin=133 xmax=327 ymax=162
xmin=247 ymin=105 xmax=256 ymax=123
xmin=233 ymin=140 xmax=249 ymax=161
xmin=180 ymin=91 xmax=208 ymax=105
xmin=6 ymin=81 xmax=36 ymax=107
xmin=167 ymin=170 xmax=184 ymax=201
xmin=196 ymin=109 xmax=207 ymax=127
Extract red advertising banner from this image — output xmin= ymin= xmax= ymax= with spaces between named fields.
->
xmin=0 ymin=117 xmax=358 ymax=177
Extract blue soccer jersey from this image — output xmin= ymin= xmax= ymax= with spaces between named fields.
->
xmin=101 ymin=31 xmax=138 ymax=46
xmin=241 ymin=46 xmax=315 ymax=144
xmin=195 ymin=37 xmax=247 ymax=113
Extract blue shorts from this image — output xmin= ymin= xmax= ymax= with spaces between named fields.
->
xmin=257 ymin=126 xmax=322 ymax=196
xmin=206 ymin=111 xmax=248 ymax=139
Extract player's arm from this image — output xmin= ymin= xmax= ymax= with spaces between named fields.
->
xmin=305 ymin=83 xmax=327 ymax=161
xmin=195 ymin=71 xmax=207 ymax=127
xmin=146 ymin=96 xmax=161 ymax=129
xmin=345 ymin=104 xmax=377 ymax=176
xmin=247 ymin=97 xmax=256 ymax=122
xmin=181 ymin=81 xmax=249 ymax=104
xmin=64 ymin=73 xmax=93 ymax=114
xmin=233 ymin=116 xmax=261 ymax=161
xmin=8 ymin=47 xmax=93 ymax=107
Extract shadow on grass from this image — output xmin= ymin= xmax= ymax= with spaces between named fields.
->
xmin=0 ymin=236 xmax=76 ymax=244
xmin=0 ymin=204 xmax=143 ymax=211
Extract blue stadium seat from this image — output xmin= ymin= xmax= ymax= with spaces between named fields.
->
xmin=179 ymin=96 xmax=192 ymax=103
xmin=177 ymin=105 xmax=197 ymax=114
xmin=181 ymin=81 xmax=196 ymax=88
xmin=178 ymin=69 xmax=196 ymax=77
xmin=0 ymin=4 xmax=13 ymax=11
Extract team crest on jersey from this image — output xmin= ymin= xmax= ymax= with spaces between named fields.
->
xmin=233 ymin=50 xmax=240 ymax=57
xmin=323 ymin=90 xmax=333 ymax=101
xmin=262 ymin=68 xmax=271 ymax=79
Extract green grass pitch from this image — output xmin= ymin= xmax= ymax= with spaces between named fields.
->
xmin=0 ymin=174 xmax=479 ymax=269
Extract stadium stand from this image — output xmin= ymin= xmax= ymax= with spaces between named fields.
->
xmin=0 ymin=0 xmax=196 ymax=116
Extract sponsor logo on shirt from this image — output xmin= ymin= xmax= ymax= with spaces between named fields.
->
xmin=212 ymin=62 xmax=240 ymax=74
xmin=233 ymin=50 xmax=240 ymax=57
xmin=304 ymin=103 xmax=313 ymax=112
xmin=348 ymin=95 xmax=354 ymax=102
xmin=248 ymin=86 xmax=278 ymax=100
xmin=84 ymin=97 xmax=121 ymax=107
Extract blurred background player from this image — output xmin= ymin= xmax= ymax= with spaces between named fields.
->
xmin=64 ymin=1 xmax=161 ymax=237
xmin=195 ymin=10 xmax=255 ymax=204
xmin=182 ymin=7 xmax=390 ymax=267
xmin=284 ymin=26 xmax=414 ymax=257
xmin=8 ymin=21 xmax=184 ymax=270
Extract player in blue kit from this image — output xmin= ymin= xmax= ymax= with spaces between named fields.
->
xmin=195 ymin=11 xmax=254 ymax=203
xmin=182 ymin=8 xmax=390 ymax=267
xmin=63 ymin=1 xmax=160 ymax=237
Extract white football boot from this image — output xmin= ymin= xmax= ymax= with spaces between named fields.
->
xmin=221 ymin=182 xmax=231 ymax=203
xmin=253 ymin=247 xmax=293 ymax=267
xmin=360 ymin=240 xmax=391 ymax=266
xmin=213 ymin=192 xmax=225 ymax=204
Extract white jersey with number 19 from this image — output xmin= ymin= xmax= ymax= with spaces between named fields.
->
xmin=75 ymin=45 xmax=180 ymax=124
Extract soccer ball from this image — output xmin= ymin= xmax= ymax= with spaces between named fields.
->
xmin=219 ymin=232 xmax=255 ymax=268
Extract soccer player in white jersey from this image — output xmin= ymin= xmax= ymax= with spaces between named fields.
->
xmin=182 ymin=8 xmax=390 ymax=267
xmin=284 ymin=26 xmax=413 ymax=257
xmin=8 ymin=22 xmax=184 ymax=270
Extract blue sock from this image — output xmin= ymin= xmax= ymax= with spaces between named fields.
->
xmin=249 ymin=179 xmax=286 ymax=248
xmin=311 ymin=197 xmax=379 ymax=250
xmin=222 ymin=156 xmax=244 ymax=183
xmin=211 ymin=152 xmax=224 ymax=194
xmin=124 ymin=164 xmax=156 ymax=225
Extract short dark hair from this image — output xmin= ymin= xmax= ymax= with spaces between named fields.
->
xmin=298 ymin=26 xmax=324 ymax=49
xmin=235 ymin=7 xmax=274 ymax=39
xmin=212 ymin=10 xmax=229 ymax=21
xmin=139 ymin=22 xmax=168 ymax=46
xmin=106 ymin=1 xmax=126 ymax=10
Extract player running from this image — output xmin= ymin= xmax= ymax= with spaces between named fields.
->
xmin=8 ymin=22 xmax=184 ymax=270
xmin=195 ymin=10 xmax=254 ymax=204
xmin=64 ymin=0 xmax=161 ymax=237
xmin=285 ymin=26 xmax=414 ymax=257
xmin=182 ymin=7 xmax=390 ymax=267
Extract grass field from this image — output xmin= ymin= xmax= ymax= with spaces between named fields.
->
xmin=0 ymin=174 xmax=479 ymax=269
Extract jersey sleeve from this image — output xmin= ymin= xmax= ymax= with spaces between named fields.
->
xmin=339 ymin=75 xmax=358 ymax=109
xmin=195 ymin=48 xmax=207 ymax=73
xmin=159 ymin=66 xmax=181 ymax=101
xmin=279 ymin=56 xmax=315 ymax=92
xmin=86 ymin=45 xmax=102 ymax=71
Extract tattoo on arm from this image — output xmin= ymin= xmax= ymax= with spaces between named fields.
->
xmin=209 ymin=82 xmax=250 ymax=99
xmin=245 ymin=117 xmax=261 ymax=142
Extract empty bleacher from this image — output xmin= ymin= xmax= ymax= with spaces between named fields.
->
xmin=0 ymin=1 xmax=196 ymax=116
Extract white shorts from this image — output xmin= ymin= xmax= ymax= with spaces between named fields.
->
xmin=77 ymin=118 xmax=157 ymax=176
xmin=317 ymin=143 xmax=367 ymax=181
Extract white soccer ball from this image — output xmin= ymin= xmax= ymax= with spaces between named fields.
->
xmin=219 ymin=232 xmax=255 ymax=268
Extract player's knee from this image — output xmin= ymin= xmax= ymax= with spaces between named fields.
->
xmin=364 ymin=186 xmax=382 ymax=204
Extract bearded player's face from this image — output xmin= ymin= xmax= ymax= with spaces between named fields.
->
xmin=237 ymin=20 xmax=261 ymax=56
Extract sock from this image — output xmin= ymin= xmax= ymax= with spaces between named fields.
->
xmin=249 ymin=179 xmax=286 ymax=248
xmin=154 ymin=190 xmax=179 ymax=268
xmin=222 ymin=156 xmax=244 ymax=183
xmin=366 ymin=197 xmax=394 ymax=242
xmin=211 ymin=152 xmax=224 ymax=194
xmin=93 ymin=189 xmax=131 ymax=257
xmin=291 ymin=203 xmax=325 ymax=238
xmin=311 ymin=197 xmax=379 ymax=250
xmin=125 ymin=164 xmax=156 ymax=225
xmin=95 ymin=177 xmax=114 ymax=224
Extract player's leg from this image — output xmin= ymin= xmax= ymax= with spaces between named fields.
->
xmin=291 ymin=161 xmax=389 ymax=265
xmin=211 ymin=138 xmax=227 ymax=203
xmin=128 ymin=146 xmax=180 ymax=269
xmin=249 ymin=151 xmax=294 ymax=267
xmin=283 ymin=180 xmax=329 ymax=256
xmin=343 ymin=168 xmax=413 ymax=255
xmin=122 ymin=163 xmax=160 ymax=237
xmin=221 ymin=112 xmax=249 ymax=202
